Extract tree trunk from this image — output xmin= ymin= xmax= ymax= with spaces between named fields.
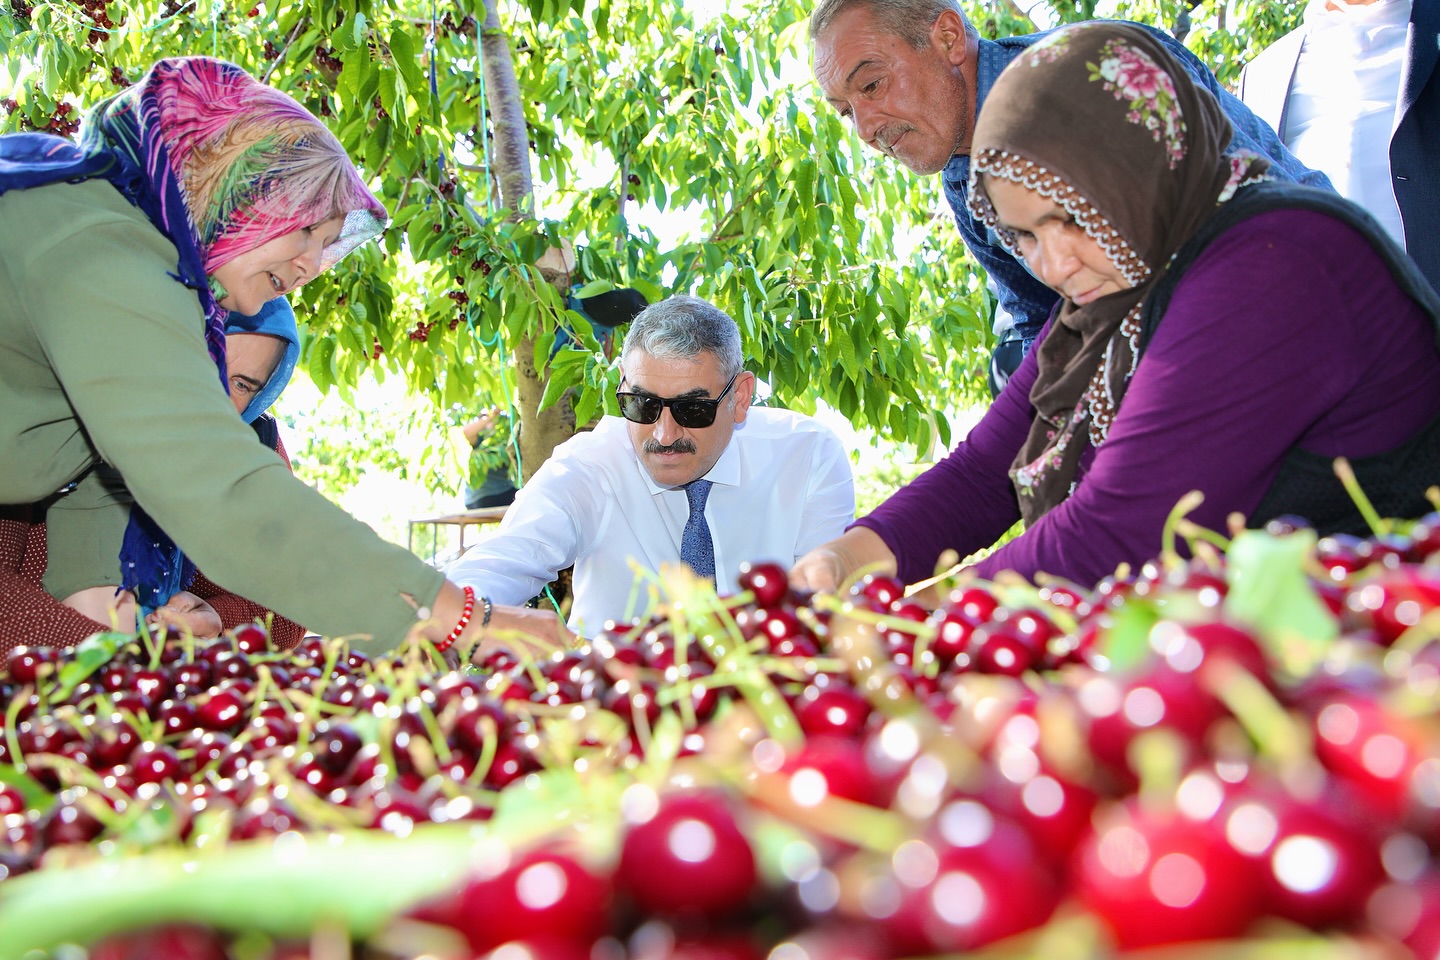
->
xmin=515 ymin=333 xmax=578 ymax=484
xmin=479 ymin=0 xmax=532 ymax=213
xmin=479 ymin=0 xmax=574 ymax=482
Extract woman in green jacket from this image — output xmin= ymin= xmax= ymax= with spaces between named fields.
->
xmin=0 ymin=56 xmax=556 ymax=654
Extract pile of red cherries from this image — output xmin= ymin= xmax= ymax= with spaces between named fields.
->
xmin=2 ymin=517 xmax=1439 ymax=960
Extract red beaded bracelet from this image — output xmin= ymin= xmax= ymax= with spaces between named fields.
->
xmin=435 ymin=585 xmax=475 ymax=653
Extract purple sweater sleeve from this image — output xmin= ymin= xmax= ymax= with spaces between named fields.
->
xmin=853 ymin=323 xmax=1040 ymax=583
xmin=861 ymin=209 xmax=1440 ymax=587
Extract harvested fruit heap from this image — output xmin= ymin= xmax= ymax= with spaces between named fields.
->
xmin=2 ymin=516 xmax=1440 ymax=960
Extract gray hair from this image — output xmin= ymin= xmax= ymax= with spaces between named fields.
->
xmin=620 ymin=295 xmax=744 ymax=381
xmin=809 ymin=0 xmax=966 ymax=49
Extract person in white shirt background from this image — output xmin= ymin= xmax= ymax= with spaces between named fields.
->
xmin=447 ymin=295 xmax=856 ymax=636
xmin=1238 ymin=0 xmax=1440 ymax=290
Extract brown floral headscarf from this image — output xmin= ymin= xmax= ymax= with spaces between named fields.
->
xmin=967 ymin=22 xmax=1270 ymax=525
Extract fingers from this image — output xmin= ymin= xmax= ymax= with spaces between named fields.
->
xmin=112 ymin=593 xmax=139 ymax=634
xmin=461 ymin=607 xmax=572 ymax=668
xmin=145 ymin=600 xmax=222 ymax=640
xmin=554 ymin=615 xmax=578 ymax=648
xmin=789 ymin=551 xmax=843 ymax=594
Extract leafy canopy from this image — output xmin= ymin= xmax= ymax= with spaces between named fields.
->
xmin=0 ymin=0 xmax=1301 ymax=494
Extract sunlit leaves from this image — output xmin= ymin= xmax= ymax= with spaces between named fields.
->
xmin=0 ymin=0 xmax=1299 ymax=487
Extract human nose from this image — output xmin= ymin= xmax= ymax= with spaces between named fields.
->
xmin=852 ymin=101 xmax=882 ymax=145
xmin=1032 ymin=235 xmax=1080 ymax=293
xmin=291 ymin=236 xmax=326 ymax=287
xmin=652 ymin=406 xmax=684 ymax=445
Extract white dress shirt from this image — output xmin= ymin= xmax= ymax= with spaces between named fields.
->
xmin=447 ymin=407 xmax=855 ymax=636
xmin=1285 ymin=0 xmax=1412 ymax=246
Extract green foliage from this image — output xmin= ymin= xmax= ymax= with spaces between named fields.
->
xmin=1185 ymin=0 xmax=1307 ymax=86
xmin=1100 ymin=1 xmax=1304 ymax=85
xmin=853 ymin=457 xmax=928 ymax=518
xmin=0 ymin=0 xmax=1302 ymax=497
xmin=279 ymin=385 xmax=460 ymax=497
xmin=466 ymin=413 xmax=516 ymax=485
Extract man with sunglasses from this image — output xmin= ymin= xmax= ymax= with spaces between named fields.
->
xmin=447 ymin=295 xmax=855 ymax=635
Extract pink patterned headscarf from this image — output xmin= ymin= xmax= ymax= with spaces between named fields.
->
xmin=61 ymin=57 xmax=389 ymax=611
xmin=85 ymin=56 xmax=387 ymax=277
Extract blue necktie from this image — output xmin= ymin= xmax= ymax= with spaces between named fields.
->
xmin=681 ymin=479 xmax=715 ymax=579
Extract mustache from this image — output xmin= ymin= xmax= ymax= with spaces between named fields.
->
xmin=875 ymin=123 xmax=912 ymax=154
xmin=643 ymin=439 xmax=697 ymax=455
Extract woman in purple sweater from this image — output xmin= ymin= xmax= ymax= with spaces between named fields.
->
xmin=793 ymin=21 xmax=1440 ymax=593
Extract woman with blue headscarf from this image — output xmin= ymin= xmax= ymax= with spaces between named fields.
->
xmin=0 ymin=300 xmax=307 ymax=649
xmin=224 ymin=297 xmax=301 ymax=433
xmin=184 ymin=300 xmax=307 ymax=648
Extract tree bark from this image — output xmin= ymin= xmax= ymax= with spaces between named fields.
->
xmin=479 ymin=0 xmax=574 ymax=482
xmin=479 ymin=0 xmax=532 ymax=213
xmin=514 ymin=334 xmax=578 ymax=484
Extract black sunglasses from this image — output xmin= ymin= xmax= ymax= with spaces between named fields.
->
xmin=616 ymin=371 xmax=741 ymax=428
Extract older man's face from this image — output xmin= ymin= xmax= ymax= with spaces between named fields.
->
xmin=813 ymin=5 xmax=973 ymax=175
xmin=619 ymin=350 xmax=754 ymax=488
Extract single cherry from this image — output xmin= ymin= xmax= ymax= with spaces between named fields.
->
xmin=617 ymin=791 xmax=758 ymax=919
xmin=738 ymin=561 xmax=790 ymax=609
xmin=447 ymin=846 xmax=611 ymax=953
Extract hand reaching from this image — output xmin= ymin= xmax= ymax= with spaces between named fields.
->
xmin=788 ymin=547 xmax=849 ymax=594
xmin=466 ymin=604 xmax=576 ymax=666
xmin=788 ymin=527 xmax=899 ymax=595
xmin=147 ymin=591 xmax=223 ymax=639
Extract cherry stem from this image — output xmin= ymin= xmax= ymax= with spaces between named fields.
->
xmin=1160 ymin=489 xmax=1206 ymax=574
xmin=415 ymin=696 xmax=453 ymax=766
xmin=825 ymin=613 xmax=916 ymax=720
xmin=1175 ymin=518 xmax=1231 ymax=556
xmin=1392 ymin=605 xmax=1440 ymax=657
xmin=466 ymin=713 xmax=499 ymax=791
xmin=1184 ymin=537 xmax=1227 ymax=576
xmin=305 ymin=641 xmax=346 ymax=726
xmin=1201 ymin=658 xmax=1309 ymax=769
xmin=375 ymin=713 xmax=399 ymax=782
xmin=712 ymin=597 xmax=752 ymax=662
xmin=258 ymin=666 xmax=302 ymax=720
xmin=5 ymin=692 xmax=26 ymax=772
xmin=683 ymin=577 xmax=803 ymax=749
xmin=404 ymin=736 xmax=443 ymax=784
xmin=622 ymin=568 xmax=651 ymax=626
xmin=76 ymin=781 xmax=136 ymax=830
xmin=110 ymin=699 xmax=158 ymax=745
xmin=1427 ymin=484 xmax=1440 ymax=512
xmin=628 ymin=677 xmax=656 ymax=759
xmin=273 ymin=761 xmax=369 ymax=831
xmin=247 ymin=669 xmax=274 ymax=724
xmin=29 ymin=759 xmax=123 ymax=814
xmin=1332 ymin=457 xmax=1388 ymax=537
xmin=668 ymin=604 xmax=701 ymax=733
xmin=1128 ymin=728 xmax=1185 ymax=817
xmin=746 ymin=771 xmax=909 ymax=852
xmin=137 ymin=618 xmax=162 ymax=673
xmin=1024 ymin=911 xmax=1105 ymax=960
xmin=909 ymin=546 xmax=965 ymax=596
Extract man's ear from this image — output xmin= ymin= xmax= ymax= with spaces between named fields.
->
xmin=932 ymin=9 xmax=969 ymax=66
xmin=732 ymin=371 xmax=757 ymax=424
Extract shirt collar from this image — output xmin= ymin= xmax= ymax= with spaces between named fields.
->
xmin=628 ymin=420 xmax=743 ymax=496
xmin=943 ymin=37 xmax=1008 ymax=186
xmin=974 ymin=35 xmax=1008 ymax=120
xmin=943 ymin=153 xmax=969 ymax=188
